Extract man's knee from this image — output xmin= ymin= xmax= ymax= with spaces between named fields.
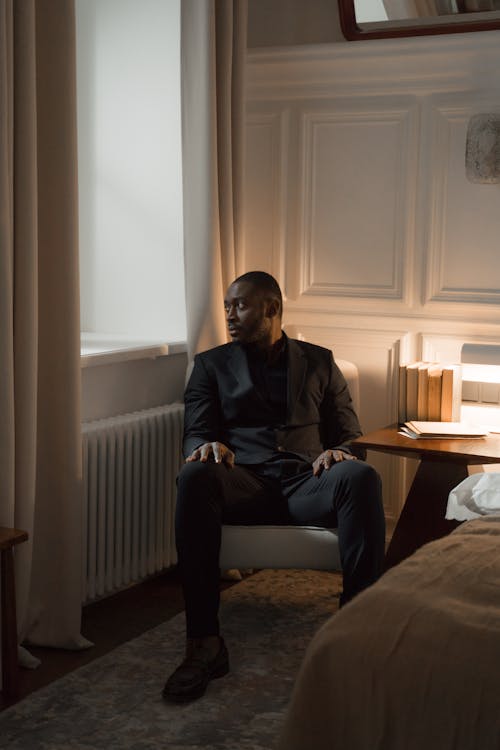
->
xmin=347 ymin=460 xmax=381 ymax=493
xmin=176 ymin=461 xmax=227 ymax=516
xmin=328 ymin=460 xmax=382 ymax=509
xmin=327 ymin=458 xmax=378 ymax=486
xmin=177 ymin=460 xmax=225 ymax=489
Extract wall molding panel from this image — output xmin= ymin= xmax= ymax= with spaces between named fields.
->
xmin=246 ymin=32 xmax=500 ymax=103
xmin=297 ymin=103 xmax=417 ymax=303
xmin=425 ymin=100 xmax=500 ymax=307
xmin=245 ymin=38 xmax=500 ymax=326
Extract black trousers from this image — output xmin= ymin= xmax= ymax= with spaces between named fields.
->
xmin=175 ymin=457 xmax=385 ymax=638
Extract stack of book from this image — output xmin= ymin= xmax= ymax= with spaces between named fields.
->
xmin=400 ymin=421 xmax=488 ymax=439
xmin=398 ymin=362 xmax=462 ymax=423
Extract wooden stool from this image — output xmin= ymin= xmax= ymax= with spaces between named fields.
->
xmin=1 ymin=527 xmax=28 ymax=699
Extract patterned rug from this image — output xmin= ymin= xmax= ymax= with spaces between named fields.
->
xmin=0 ymin=569 xmax=342 ymax=750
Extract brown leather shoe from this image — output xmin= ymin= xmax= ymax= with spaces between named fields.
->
xmin=162 ymin=638 xmax=229 ymax=703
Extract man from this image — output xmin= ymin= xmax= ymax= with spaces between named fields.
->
xmin=162 ymin=271 xmax=385 ymax=703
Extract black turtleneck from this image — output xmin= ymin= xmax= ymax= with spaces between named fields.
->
xmin=244 ymin=335 xmax=287 ymax=427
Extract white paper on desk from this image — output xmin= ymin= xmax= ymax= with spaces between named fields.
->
xmin=446 ymin=473 xmax=500 ymax=521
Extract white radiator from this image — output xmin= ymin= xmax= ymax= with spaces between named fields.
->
xmin=81 ymin=403 xmax=184 ymax=603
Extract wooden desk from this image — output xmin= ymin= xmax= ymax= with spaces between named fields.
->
xmin=1 ymin=527 xmax=29 ymax=700
xmin=352 ymin=425 xmax=500 ymax=569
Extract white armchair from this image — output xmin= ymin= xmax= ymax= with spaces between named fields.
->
xmin=219 ymin=359 xmax=360 ymax=572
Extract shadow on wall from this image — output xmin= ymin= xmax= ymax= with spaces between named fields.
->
xmin=247 ymin=0 xmax=345 ymax=48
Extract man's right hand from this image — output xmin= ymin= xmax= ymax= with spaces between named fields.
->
xmin=185 ymin=442 xmax=235 ymax=468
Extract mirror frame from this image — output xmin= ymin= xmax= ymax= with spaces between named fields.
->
xmin=338 ymin=0 xmax=500 ymax=41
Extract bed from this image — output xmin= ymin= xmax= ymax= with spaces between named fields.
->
xmin=278 ymin=515 xmax=500 ymax=750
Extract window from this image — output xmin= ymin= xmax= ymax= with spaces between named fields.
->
xmin=76 ymin=0 xmax=186 ymax=345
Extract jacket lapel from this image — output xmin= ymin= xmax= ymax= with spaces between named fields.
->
xmin=228 ymin=342 xmax=253 ymax=394
xmin=286 ymin=338 xmax=307 ymax=422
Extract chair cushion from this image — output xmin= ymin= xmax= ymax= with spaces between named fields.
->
xmin=220 ymin=525 xmax=341 ymax=571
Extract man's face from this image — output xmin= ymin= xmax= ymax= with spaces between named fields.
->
xmin=224 ymin=281 xmax=271 ymax=345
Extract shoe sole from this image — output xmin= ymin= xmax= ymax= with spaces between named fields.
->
xmin=210 ymin=659 xmax=230 ymax=680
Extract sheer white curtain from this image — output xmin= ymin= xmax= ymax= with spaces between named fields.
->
xmin=0 ymin=0 xmax=90 ymax=682
xmin=181 ymin=0 xmax=247 ymax=359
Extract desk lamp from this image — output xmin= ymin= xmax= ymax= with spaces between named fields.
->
xmin=461 ymin=343 xmax=500 ymax=429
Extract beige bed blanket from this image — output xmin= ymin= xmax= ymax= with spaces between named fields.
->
xmin=279 ymin=518 xmax=500 ymax=750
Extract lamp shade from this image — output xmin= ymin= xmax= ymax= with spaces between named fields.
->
xmin=461 ymin=343 xmax=500 ymax=366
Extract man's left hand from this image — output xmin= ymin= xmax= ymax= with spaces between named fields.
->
xmin=312 ymin=449 xmax=357 ymax=477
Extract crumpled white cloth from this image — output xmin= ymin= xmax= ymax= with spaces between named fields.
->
xmin=446 ymin=472 xmax=500 ymax=521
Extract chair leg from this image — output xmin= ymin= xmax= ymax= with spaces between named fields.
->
xmin=1 ymin=547 xmax=20 ymax=699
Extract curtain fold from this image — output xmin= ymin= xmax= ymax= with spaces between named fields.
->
xmin=181 ymin=0 xmax=247 ymax=359
xmin=0 ymin=0 xmax=90 ymax=683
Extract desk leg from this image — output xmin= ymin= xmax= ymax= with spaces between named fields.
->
xmin=1 ymin=547 xmax=20 ymax=699
xmin=384 ymin=459 xmax=465 ymax=571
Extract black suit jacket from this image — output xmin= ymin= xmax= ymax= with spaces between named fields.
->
xmin=183 ymin=335 xmax=363 ymax=465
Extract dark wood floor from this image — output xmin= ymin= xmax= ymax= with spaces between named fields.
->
xmin=0 ymin=567 xmax=237 ymax=712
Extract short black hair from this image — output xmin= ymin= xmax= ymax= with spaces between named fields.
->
xmin=232 ymin=271 xmax=283 ymax=316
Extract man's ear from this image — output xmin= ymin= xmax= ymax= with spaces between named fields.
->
xmin=266 ymin=298 xmax=280 ymax=319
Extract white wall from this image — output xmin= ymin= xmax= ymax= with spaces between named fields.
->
xmin=76 ymin=0 xmax=185 ymax=342
xmin=247 ymin=0 xmax=344 ymax=47
xmin=242 ymin=31 xmax=500 ymax=520
xmin=81 ymin=351 xmax=187 ymax=422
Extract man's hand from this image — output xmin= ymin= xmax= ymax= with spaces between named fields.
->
xmin=186 ymin=441 xmax=235 ymax=468
xmin=312 ymin=449 xmax=357 ymax=477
